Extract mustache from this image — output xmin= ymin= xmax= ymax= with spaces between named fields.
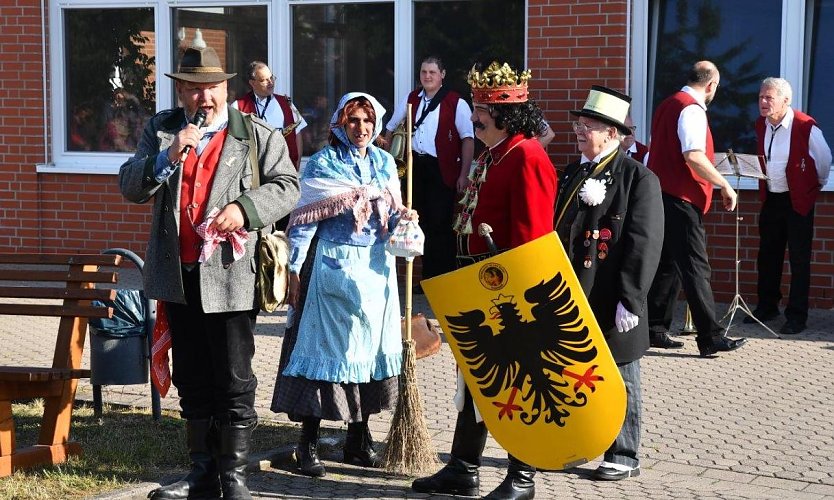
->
xmin=473 ymin=120 xmax=486 ymax=130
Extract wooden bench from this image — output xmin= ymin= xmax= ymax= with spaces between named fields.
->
xmin=0 ymin=253 xmax=121 ymax=477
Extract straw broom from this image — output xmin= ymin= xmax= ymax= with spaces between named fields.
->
xmin=382 ymin=103 xmax=439 ymax=475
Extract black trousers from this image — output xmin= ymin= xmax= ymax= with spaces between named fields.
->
xmin=412 ymin=153 xmax=457 ymax=280
xmin=166 ymin=267 xmax=259 ymax=425
xmin=755 ymin=192 xmax=814 ymax=323
xmin=647 ymin=194 xmax=723 ymax=342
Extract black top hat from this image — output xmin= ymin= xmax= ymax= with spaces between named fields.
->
xmin=570 ymin=85 xmax=632 ymax=135
xmin=165 ymin=46 xmax=236 ymax=83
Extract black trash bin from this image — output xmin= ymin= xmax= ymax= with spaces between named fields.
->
xmin=89 ymin=289 xmax=148 ymax=385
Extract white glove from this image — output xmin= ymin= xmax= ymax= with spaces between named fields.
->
xmin=615 ymin=301 xmax=638 ymax=333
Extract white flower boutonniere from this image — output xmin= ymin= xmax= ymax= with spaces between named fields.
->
xmin=579 ymin=178 xmax=607 ymax=206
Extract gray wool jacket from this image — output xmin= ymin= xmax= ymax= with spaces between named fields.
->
xmin=119 ymin=106 xmax=300 ymax=313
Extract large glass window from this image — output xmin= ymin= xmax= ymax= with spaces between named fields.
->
xmin=65 ymin=8 xmax=155 ymax=153
xmin=171 ymin=7 xmax=268 ymax=104
xmin=292 ymin=4 xmax=395 ymax=156
xmin=806 ymin=0 xmax=834 ymax=145
xmin=648 ymin=0 xmax=781 ymax=153
xmin=413 ymin=0 xmax=525 ymax=98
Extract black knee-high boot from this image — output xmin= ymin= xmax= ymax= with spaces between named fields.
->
xmin=218 ymin=421 xmax=255 ymax=500
xmin=412 ymin=390 xmax=486 ymax=496
xmin=296 ymin=417 xmax=326 ymax=477
xmin=148 ymin=418 xmax=221 ymax=500
xmin=484 ymin=454 xmax=536 ymax=500
xmin=343 ymin=420 xmax=382 ymax=468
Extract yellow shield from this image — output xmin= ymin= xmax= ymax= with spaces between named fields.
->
xmin=422 ymin=232 xmax=626 ymax=470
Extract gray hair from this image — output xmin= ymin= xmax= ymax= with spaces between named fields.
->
xmin=761 ymin=77 xmax=792 ymax=105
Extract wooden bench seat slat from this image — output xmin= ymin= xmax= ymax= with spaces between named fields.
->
xmin=0 ymin=254 xmax=121 ymax=266
xmin=0 ymin=287 xmax=117 ymax=301
xmin=0 ymin=269 xmax=118 ymax=284
xmin=0 ymin=304 xmax=112 ymax=318
xmin=0 ymin=368 xmax=92 ymax=382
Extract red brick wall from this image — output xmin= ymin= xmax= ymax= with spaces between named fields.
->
xmin=2 ymin=0 xmax=831 ymax=309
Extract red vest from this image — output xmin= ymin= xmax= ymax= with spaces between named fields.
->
xmin=755 ymin=110 xmax=818 ymax=216
xmin=236 ymin=92 xmax=300 ymax=168
xmin=407 ymin=88 xmax=463 ymax=188
xmin=179 ymin=129 xmax=228 ymax=263
xmin=631 ymin=141 xmax=649 ymax=163
xmin=647 ymin=91 xmax=715 ymax=214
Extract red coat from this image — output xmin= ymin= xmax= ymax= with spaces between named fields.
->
xmin=756 ymin=110 xmax=819 ymax=216
xmin=461 ymin=134 xmax=557 ymax=255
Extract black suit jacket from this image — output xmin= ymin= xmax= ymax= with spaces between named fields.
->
xmin=556 ymin=150 xmax=664 ymax=363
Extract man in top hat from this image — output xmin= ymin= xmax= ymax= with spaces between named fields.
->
xmin=232 ymin=60 xmax=307 ymax=170
xmin=646 ymin=60 xmax=747 ymax=357
xmin=412 ymin=61 xmax=557 ymax=500
xmin=554 ymin=85 xmax=664 ymax=481
xmin=119 ymin=45 xmax=299 ymax=500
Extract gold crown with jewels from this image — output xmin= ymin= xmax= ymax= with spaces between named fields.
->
xmin=468 ymin=61 xmax=531 ymax=104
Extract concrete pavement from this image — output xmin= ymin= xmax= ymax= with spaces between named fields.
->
xmin=1 ymin=267 xmax=833 ymax=499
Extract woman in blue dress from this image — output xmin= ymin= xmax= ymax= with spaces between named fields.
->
xmin=271 ymin=92 xmax=413 ymax=477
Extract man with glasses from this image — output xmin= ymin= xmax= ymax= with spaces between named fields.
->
xmin=744 ymin=77 xmax=831 ymax=334
xmin=646 ymin=60 xmax=747 ymax=357
xmin=621 ymin=115 xmax=649 ymax=164
xmin=233 ymin=61 xmax=307 ymax=170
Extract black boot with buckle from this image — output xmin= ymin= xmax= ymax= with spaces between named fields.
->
xmin=296 ymin=417 xmax=326 ymax=477
xmin=343 ymin=420 xmax=382 ymax=467
xmin=148 ymin=418 xmax=221 ymax=500
xmin=483 ymin=454 xmax=536 ymax=499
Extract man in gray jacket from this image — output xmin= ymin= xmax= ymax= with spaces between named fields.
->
xmin=119 ymin=45 xmax=299 ymax=500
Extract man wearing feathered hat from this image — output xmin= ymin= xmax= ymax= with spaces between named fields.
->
xmin=119 ymin=45 xmax=299 ymax=500
xmin=412 ymin=61 xmax=557 ymax=500
xmin=554 ymin=85 xmax=664 ymax=481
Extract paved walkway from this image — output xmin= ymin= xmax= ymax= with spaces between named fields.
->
xmin=2 ymin=268 xmax=833 ymax=499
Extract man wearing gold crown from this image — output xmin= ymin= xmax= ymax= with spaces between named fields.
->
xmin=411 ymin=61 xmax=557 ymax=500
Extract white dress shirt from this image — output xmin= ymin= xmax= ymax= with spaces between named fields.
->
xmin=764 ymin=107 xmax=831 ymax=192
xmin=677 ymin=86 xmax=709 ymax=154
xmin=231 ymin=94 xmax=307 ymax=134
xmin=386 ymin=89 xmax=474 ymax=157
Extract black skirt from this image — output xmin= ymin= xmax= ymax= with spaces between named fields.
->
xmin=270 ymin=237 xmax=399 ymax=423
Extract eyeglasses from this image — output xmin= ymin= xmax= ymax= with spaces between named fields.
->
xmin=572 ymin=121 xmax=610 ymax=134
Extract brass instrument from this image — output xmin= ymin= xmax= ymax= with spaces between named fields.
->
xmin=680 ymin=305 xmax=696 ymax=334
xmin=281 ymin=120 xmax=301 ymax=138
xmin=388 ymin=120 xmax=409 ymax=178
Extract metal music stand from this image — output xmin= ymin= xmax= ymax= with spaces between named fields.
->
xmin=713 ymin=150 xmax=779 ymax=338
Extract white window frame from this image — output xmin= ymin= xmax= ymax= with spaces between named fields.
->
xmin=631 ymin=0 xmax=830 ymax=191
xmin=40 ymin=0 xmax=523 ymax=174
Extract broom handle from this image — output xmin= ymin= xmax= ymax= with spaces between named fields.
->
xmin=405 ymin=103 xmax=414 ymax=342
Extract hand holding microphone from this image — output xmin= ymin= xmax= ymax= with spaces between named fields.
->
xmin=171 ymin=108 xmax=207 ymax=163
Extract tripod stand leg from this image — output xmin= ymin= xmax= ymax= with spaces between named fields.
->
xmin=724 ymin=294 xmax=780 ymax=338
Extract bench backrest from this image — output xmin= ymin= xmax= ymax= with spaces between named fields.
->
xmin=0 ymin=253 xmax=122 ymax=370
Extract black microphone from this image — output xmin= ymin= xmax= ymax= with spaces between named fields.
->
xmin=181 ymin=108 xmax=207 ymax=157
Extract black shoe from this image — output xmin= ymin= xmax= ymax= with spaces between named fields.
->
xmin=699 ymin=336 xmax=747 ymax=357
xmin=650 ymin=331 xmax=684 ymax=349
xmin=483 ymin=456 xmax=535 ymax=499
xmin=780 ymin=320 xmax=806 ymax=335
xmin=411 ymin=457 xmax=479 ymax=497
xmin=743 ymin=308 xmax=779 ymax=324
xmin=218 ymin=422 xmax=255 ymax=500
xmin=593 ymin=464 xmax=641 ymax=481
xmin=296 ymin=418 xmax=326 ymax=477
xmin=343 ymin=422 xmax=382 ymax=468
xmin=148 ymin=419 xmax=220 ymax=500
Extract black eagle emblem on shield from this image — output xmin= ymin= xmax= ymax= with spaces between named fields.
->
xmin=446 ymin=272 xmax=601 ymax=427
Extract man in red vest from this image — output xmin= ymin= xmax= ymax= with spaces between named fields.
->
xmin=743 ymin=77 xmax=831 ymax=334
xmin=646 ymin=60 xmax=747 ymax=357
xmin=233 ymin=61 xmax=306 ymax=170
xmin=384 ymin=56 xmax=475 ymax=287
xmin=120 ymin=46 xmax=299 ymax=500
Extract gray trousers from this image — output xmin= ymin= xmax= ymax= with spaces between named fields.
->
xmin=604 ymin=359 xmax=641 ymax=468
